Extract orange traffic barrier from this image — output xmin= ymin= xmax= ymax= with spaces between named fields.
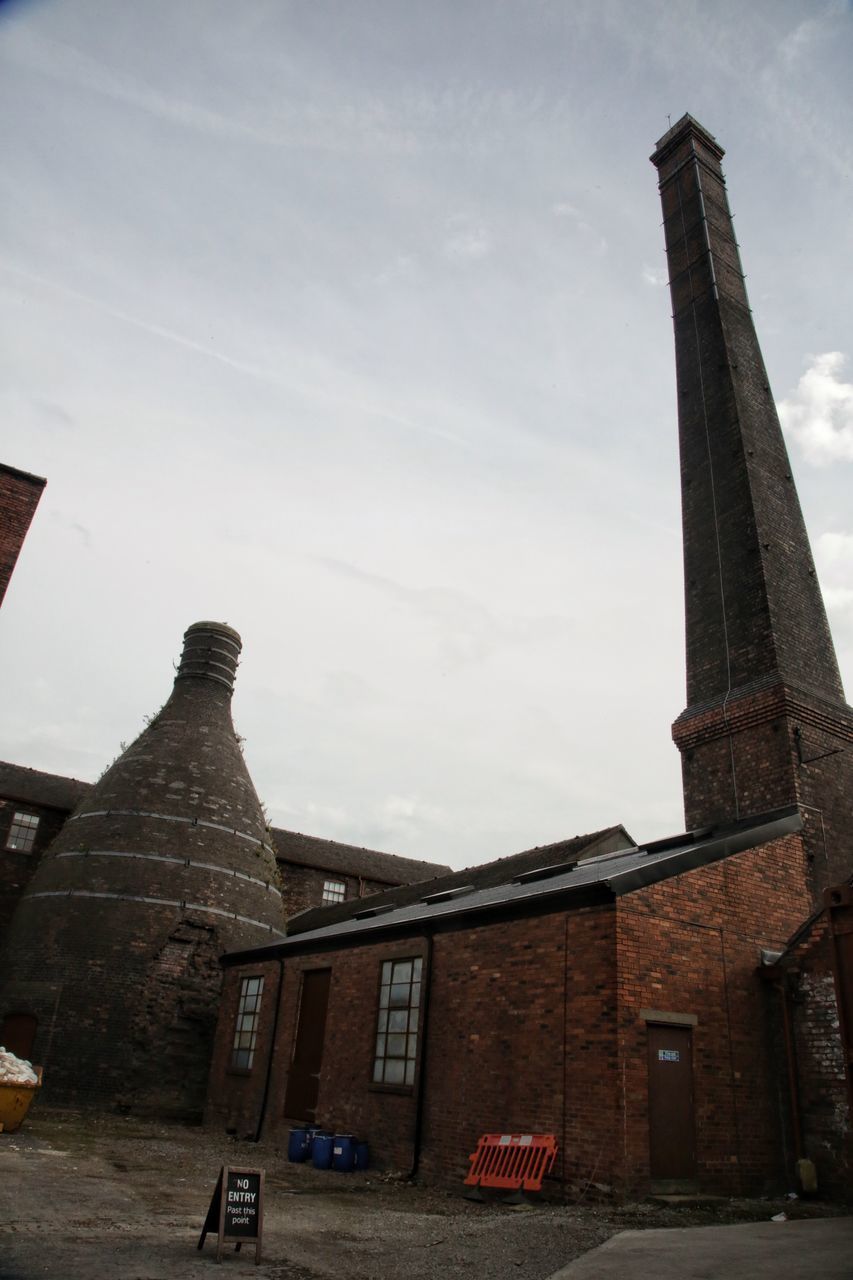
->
xmin=464 ymin=1133 xmax=557 ymax=1193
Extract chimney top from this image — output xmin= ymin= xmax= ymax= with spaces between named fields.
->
xmin=650 ymin=113 xmax=724 ymax=170
xmin=175 ymin=620 xmax=242 ymax=694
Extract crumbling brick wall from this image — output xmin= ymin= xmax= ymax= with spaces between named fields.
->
xmin=773 ymin=908 xmax=853 ymax=1199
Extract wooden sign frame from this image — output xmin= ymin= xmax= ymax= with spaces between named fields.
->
xmin=198 ymin=1165 xmax=265 ymax=1265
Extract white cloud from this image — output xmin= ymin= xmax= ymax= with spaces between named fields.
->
xmin=815 ymin=531 xmax=853 ymax=670
xmin=777 ymin=4 xmax=847 ymax=66
xmin=778 ymin=352 xmax=853 ymax=465
xmin=552 ymin=201 xmax=581 ymax=219
xmin=551 ymin=200 xmax=607 ymax=256
xmin=816 ymin=531 xmax=853 ymax=607
xmin=442 ymin=215 xmax=491 ymax=261
xmin=641 ymin=263 xmax=667 ymax=287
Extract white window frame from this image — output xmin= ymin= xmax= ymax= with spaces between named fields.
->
xmin=322 ymin=878 xmax=346 ymax=904
xmin=230 ymin=975 xmax=264 ymax=1070
xmin=6 ymin=811 xmax=40 ymax=853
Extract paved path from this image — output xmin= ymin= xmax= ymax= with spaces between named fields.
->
xmin=549 ymin=1217 xmax=853 ymax=1280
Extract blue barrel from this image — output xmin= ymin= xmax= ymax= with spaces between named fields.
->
xmin=312 ymin=1133 xmax=334 ymax=1170
xmin=355 ymin=1141 xmax=369 ymax=1171
xmin=287 ymin=1128 xmax=312 ymax=1163
xmin=332 ymin=1135 xmax=356 ymax=1173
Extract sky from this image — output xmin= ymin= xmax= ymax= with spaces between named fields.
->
xmin=1 ymin=0 xmax=852 ymax=870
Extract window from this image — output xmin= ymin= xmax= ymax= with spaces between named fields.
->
xmin=372 ymin=957 xmax=422 ymax=1087
xmin=6 ymin=812 xmax=39 ymax=853
xmin=230 ymin=975 xmax=264 ymax=1070
xmin=322 ymin=878 xmax=346 ymax=904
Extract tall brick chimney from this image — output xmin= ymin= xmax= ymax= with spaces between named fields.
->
xmin=651 ymin=115 xmax=853 ymax=893
xmin=0 ymin=621 xmax=284 ymax=1117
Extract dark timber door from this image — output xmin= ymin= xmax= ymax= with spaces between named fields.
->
xmin=283 ymin=969 xmax=331 ymax=1122
xmin=0 ymin=1013 xmax=38 ymax=1060
xmin=647 ymin=1023 xmax=697 ymax=1187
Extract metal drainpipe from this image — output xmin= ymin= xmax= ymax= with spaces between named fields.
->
xmin=254 ymin=956 xmax=285 ymax=1143
xmin=407 ymin=932 xmax=434 ymax=1181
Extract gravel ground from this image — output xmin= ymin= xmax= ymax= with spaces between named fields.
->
xmin=0 ymin=1109 xmax=846 ymax=1280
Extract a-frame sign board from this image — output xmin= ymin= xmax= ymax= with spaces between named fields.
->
xmin=198 ymin=1165 xmax=265 ymax=1265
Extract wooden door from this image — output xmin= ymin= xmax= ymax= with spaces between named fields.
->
xmin=1 ymin=1012 xmax=37 ymax=1060
xmin=647 ymin=1023 xmax=697 ymax=1186
xmin=283 ymin=970 xmax=331 ymax=1121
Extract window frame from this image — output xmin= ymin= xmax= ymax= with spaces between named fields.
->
xmin=369 ymin=955 xmax=424 ymax=1094
xmin=321 ymin=878 xmax=347 ymax=904
xmin=6 ymin=811 xmax=40 ymax=853
xmin=228 ymin=973 xmax=265 ymax=1075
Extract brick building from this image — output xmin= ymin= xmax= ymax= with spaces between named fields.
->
xmin=0 ymin=764 xmax=90 ymax=944
xmin=208 ymin=809 xmax=812 ymax=1194
xmin=0 ymin=462 xmax=46 ymax=611
xmin=204 ymin=116 xmax=853 ymax=1197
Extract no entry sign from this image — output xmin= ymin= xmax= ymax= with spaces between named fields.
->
xmin=198 ymin=1165 xmax=265 ymax=1264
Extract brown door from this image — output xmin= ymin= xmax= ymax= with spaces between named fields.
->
xmin=283 ymin=969 xmax=331 ymax=1121
xmin=647 ymin=1023 xmax=697 ymax=1186
xmin=1 ymin=1012 xmax=38 ymax=1060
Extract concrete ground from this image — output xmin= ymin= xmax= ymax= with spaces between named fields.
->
xmin=550 ymin=1217 xmax=853 ymax=1280
xmin=1 ymin=1109 xmax=850 ymax=1280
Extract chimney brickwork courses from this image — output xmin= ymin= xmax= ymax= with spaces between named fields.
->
xmin=651 ymin=115 xmax=853 ymax=894
xmin=0 ymin=621 xmax=285 ymax=1117
xmin=0 ymin=462 xmax=46 ymax=609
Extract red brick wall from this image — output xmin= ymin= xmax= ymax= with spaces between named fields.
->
xmin=675 ymin=692 xmax=853 ymax=896
xmin=208 ymin=914 xmax=620 ymax=1188
xmin=206 ymin=959 xmax=282 ymax=1139
xmin=616 ymin=834 xmax=813 ymax=1194
xmin=419 ymin=910 xmax=619 ymax=1193
xmin=0 ymin=464 xmax=45 ymax=609
xmin=272 ymin=939 xmax=430 ymax=1171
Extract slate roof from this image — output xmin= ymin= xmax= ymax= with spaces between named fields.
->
xmin=0 ymin=761 xmax=92 ymax=812
xmin=270 ymin=827 xmax=451 ymax=886
xmin=225 ymin=807 xmax=803 ymax=965
xmin=286 ymin=823 xmax=631 ymax=936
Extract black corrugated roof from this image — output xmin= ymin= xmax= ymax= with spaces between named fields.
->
xmin=224 ymin=807 xmax=802 ymax=966
xmin=286 ymin=824 xmax=631 ymax=936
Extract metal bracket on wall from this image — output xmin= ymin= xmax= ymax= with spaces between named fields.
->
xmin=793 ymin=726 xmax=844 ymax=767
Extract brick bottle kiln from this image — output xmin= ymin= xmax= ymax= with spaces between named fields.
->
xmin=0 ymin=621 xmax=285 ymax=1118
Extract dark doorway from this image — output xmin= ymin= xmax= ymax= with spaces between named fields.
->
xmin=283 ymin=969 xmax=331 ymax=1121
xmin=1 ymin=1012 xmax=38 ymax=1060
xmin=647 ymin=1023 xmax=697 ymax=1188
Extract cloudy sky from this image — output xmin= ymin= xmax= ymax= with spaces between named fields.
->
xmin=2 ymin=0 xmax=852 ymax=869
